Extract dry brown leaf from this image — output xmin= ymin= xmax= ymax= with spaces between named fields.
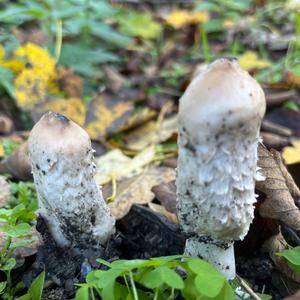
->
xmin=95 ymin=146 xmax=157 ymax=185
xmin=257 ymin=144 xmax=300 ymax=230
xmin=57 ymin=67 xmax=83 ymax=98
xmin=0 ymin=143 xmax=31 ymax=180
xmin=0 ymin=115 xmax=13 ymax=134
xmin=0 ymin=176 xmax=10 ymax=207
xmin=108 ymin=167 xmax=175 ymax=219
xmin=148 ymin=202 xmax=177 ymax=223
xmin=124 ymin=115 xmax=177 ymax=151
xmin=262 ymin=231 xmax=300 ymax=283
xmin=151 ymin=180 xmax=176 ymax=214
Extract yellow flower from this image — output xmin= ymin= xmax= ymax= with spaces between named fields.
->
xmin=15 ymin=43 xmax=56 ymax=76
xmin=13 ymin=43 xmax=59 ymax=110
xmin=166 ymin=10 xmax=209 ymax=29
xmin=239 ymin=51 xmax=271 ymax=71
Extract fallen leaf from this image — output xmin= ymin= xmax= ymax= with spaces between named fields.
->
xmin=239 ymin=51 xmax=272 ymax=71
xmin=0 ymin=176 xmax=10 ymax=207
xmin=0 ymin=143 xmax=31 ymax=180
xmin=151 ymin=180 xmax=176 ymax=214
xmin=95 ymin=146 xmax=156 ymax=185
xmin=0 ymin=115 xmax=13 ymax=134
xmin=283 ymin=140 xmax=300 ymax=165
xmin=118 ymin=11 xmax=162 ymax=39
xmin=165 ymin=10 xmax=209 ymax=29
xmin=32 ymin=98 xmax=86 ymax=126
xmin=84 ymin=93 xmax=133 ymax=140
xmin=124 ymin=115 xmax=178 ymax=151
xmin=57 ymin=67 xmax=83 ymax=98
xmin=108 ymin=167 xmax=175 ymax=219
xmin=148 ymin=202 xmax=177 ymax=223
xmin=257 ymin=144 xmax=300 ymax=230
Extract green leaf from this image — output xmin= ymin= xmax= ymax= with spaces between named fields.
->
xmin=256 ymin=293 xmax=272 ymax=300
xmin=1 ymin=258 xmax=16 ymax=271
xmin=0 ymin=281 xmax=6 ymax=294
xmin=90 ymin=22 xmax=132 ymax=46
xmin=277 ymin=246 xmax=300 ymax=266
xmin=59 ymin=44 xmax=118 ymax=77
xmin=0 ymin=66 xmax=14 ymax=98
xmin=10 ymin=239 xmax=33 ymax=250
xmin=2 ymin=223 xmax=31 ymax=237
xmin=28 ymin=271 xmax=45 ymax=300
xmin=117 ymin=11 xmax=162 ymax=40
xmin=75 ymin=286 xmax=89 ymax=300
xmin=187 ymin=259 xmax=227 ymax=298
xmin=277 ymin=247 xmax=300 ymax=274
xmin=141 ymin=266 xmax=184 ymax=289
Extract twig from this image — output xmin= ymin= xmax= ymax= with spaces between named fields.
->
xmin=236 ymin=275 xmax=262 ymax=300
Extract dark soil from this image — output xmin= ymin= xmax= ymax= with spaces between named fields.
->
xmin=20 ymin=205 xmax=283 ymax=299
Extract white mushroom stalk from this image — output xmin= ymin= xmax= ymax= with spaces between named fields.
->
xmin=28 ymin=112 xmax=115 ymax=248
xmin=176 ymin=58 xmax=266 ymax=279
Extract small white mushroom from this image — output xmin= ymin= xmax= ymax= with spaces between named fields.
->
xmin=176 ymin=58 xmax=266 ymax=279
xmin=28 ymin=112 xmax=115 ymax=248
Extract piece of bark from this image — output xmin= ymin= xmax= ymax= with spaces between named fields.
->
xmin=261 ymin=131 xmax=291 ymax=150
xmin=265 ymin=89 xmax=297 ymax=107
xmin=257 ymin=144 xmax=300 ymax=230
xmin=262 ymin=119 xmax=293 ymax=137
xmin=0 ymin=143 xmax=32 ymax=180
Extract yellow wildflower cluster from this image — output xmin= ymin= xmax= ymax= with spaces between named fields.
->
xmin=14 ymin=43 xmax=58 ymax=110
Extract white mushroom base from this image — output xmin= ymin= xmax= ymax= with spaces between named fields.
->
xmin=184 ymin=237 xmax=235 ymax=280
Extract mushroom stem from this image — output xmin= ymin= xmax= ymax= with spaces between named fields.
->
xmin=176 ymin=58 xmax=266 ymax=279
xmin=28 ymin=112 xmax=115 ymax=248
xmin=185 ymin=237 xmax=235 ymax=280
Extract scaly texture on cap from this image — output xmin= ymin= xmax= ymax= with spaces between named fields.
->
xmin=28 ymin=112 xmax=115 ymax=248
xmin=176 ymin=58 xmax=266 ymax=278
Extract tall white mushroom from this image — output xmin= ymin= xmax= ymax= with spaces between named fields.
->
xmin=176 ymin=58 xmax=266 ymax=279
xmin=28 ymin=112 xmax=115 ymax=248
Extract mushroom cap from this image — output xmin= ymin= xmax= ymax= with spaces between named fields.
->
xmin=179 ymin=58 xmax=265 ymax=138
xmin=28 ymin=112 xmax=90 ymax=162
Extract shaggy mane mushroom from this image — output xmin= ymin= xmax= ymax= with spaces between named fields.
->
xmin=28 ymin=112 xmax=115 ymax=248
xmin=176 ymin=58 xmax=266 ymax=279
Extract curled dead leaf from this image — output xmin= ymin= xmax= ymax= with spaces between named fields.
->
xmin=151 ymin=180 xmax=176 ymax=214
xmin=0 ymin=143 xmax=31 ymax=180
xmin=148 ymin=202 xmax=177 ymax=223
xmin=257 ymin=144 xmax=300 ymax=230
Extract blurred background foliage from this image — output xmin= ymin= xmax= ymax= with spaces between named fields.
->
xmin=0 ymin=0 xmax=299 ymax=153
